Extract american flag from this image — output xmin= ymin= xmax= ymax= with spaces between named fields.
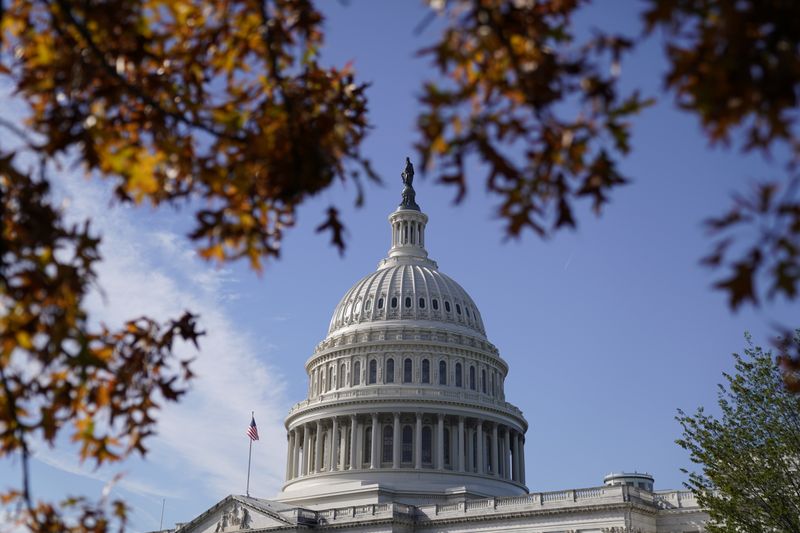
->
xmin=247 ymin=415 xmax=259 ymax=441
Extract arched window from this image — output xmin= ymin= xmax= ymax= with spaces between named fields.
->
xmin=368 ymin=359 xmax=377 ymax=384
xmin=391 ymin=297 xmax=398 ymax=308
xmin=365 ymin=299 xmax=372 ymax=311
xmin=405 ymin=296 xmax=412 ymax=308
xmin=339 ymin=363 xmax=346 ymax=389
xmin=419 ymin=297 xmax=425 ymax=309
xmin=445 ymin=301 xmax=451 ymax=313
xmin=327 ymin=368 xmax=332 ymax=391
xmin=385 ymin=358 xmax=394 ymax=383
xmin=403 ymin=358 xmax=413 ymax=383
xmin=439 ymin=360 xmax=447 ymax=385
xmin=382 ymin=426 xmax=393 ymax=463
xmin=466 ymin=307 xmax=471 ymax=318
xmin=353 ymin=361 xmax=361 ymax=386
xmin=364 ymin=426 xmax=372 ymax=465
xmin=432 ymin=299 xmax=439 ymax=310
xmin=443 ymin=428 xmax=451 ymax=466
xmin=481 ymin=369 xmax=487 ymax=393
xmin=456 ymin=303 xmax=462 ymax=315
xmin=469 ymin=366 xmax=476 ymax=390
xmin=402 ymin=425 xmax=413 ymax=463
xmin=422 ymin=426 xmax=432 ymax=464
xmin=455 ymin=363 xmax=463 ymax=387
xmin=378 ymin=297 xmax=384 ymax=309
xmin=421 ymin=359 xmax=430 ymax=384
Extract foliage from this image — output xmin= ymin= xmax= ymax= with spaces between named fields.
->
xmin=0 ymin=161 xmax=201 ymax=530
xmin=417 ymin=0 xmax=652 ymax=236
xmin=676 ymin=332 xmax=800 ymax=533
xmin=643 ymin=0 xmax=800 ymax=313
xmin=0 ymin=0 xmax=799 ymax=530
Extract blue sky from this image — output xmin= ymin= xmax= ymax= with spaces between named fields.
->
xmin=1 ymin=1 xmax=796 ymax=532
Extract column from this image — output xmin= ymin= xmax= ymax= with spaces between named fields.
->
xmin=329 ymin=417 xmax=339 ymax=472
xmin=466 ymin=424 xmax=473 ymax=472
xmin=491 ymin=423 xmax=499 ymax=476
xmin=519 ymin=434 xmax=526 ymax=485
xmin=457 ymin=416 xmax=465 ymax=472
xmin=356 ymin=418 xmax=365 ymax=466
xmin=314 ymin=420 xmax=323 ymax=473
xmin=512 ymin=429 xmax=520 ymax=482
xmin=436 ymin=414 xmax=444 ymax=470
xmin=285 ymin=431 xmax=294 ymax=480
xmin=349 ymin=415 xmax=357 ymax=470
xmin=392 ymin=412 xmax=400 ymax=469
xmin=503 ymin=426 xmax=511 ymax=479
xmin=295 ymin=429 xmax=302 ymax=478
xmin=339 ymin=425 xmax=347 ymax=468
xmin=302 ymin=424 xmax=311 ymax=476
xmin=414 ymin=412 xmax=422 ymax=469
xmin=476 ymin=420 xmax=484 ymax=474
xmin=370 ymin=413 xmax=379 ymax=469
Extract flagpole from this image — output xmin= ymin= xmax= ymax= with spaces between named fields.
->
xmin=246 ymin=410 xmax=253 ymax=497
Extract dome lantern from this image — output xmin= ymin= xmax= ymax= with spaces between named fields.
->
xmin=388 ymin=158 xmax=429 ymax=261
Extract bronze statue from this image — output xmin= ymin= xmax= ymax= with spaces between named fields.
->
xmin=402 ymin=157 xmax=414 ymax=187
xmin=399 ymin=157 xmax=420 ymax=210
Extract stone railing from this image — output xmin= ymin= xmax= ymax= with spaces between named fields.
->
xmin=312 ymin=327 xmax=499 ymax=358
xmin=654 ymin=490 xmax=698 ymax=509
xmin=296 ymin=486 xmax=702 ymax=526
xmin=311 ymin=502 xmax=415 ymax=524
xmin=286 ymin=385 xmax=524 ymax=418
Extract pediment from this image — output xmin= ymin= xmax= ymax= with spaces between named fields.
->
xmin=176 ymin=495 xmax=296 ymax=533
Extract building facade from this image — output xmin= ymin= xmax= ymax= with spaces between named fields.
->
xmin=164 ymin=161 xmax=708 ymax=533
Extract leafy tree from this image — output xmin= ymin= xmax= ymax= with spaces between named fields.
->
xmin=676 ymin=332 xmax=800 ymax=533
xmin=0 ymin=0 xmax=798 ymax=530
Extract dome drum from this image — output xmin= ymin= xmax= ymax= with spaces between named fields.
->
xmin=281 ymin=410 xmax=527 ymax=500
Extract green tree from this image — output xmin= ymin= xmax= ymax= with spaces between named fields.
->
xmin=677 ymin=332 xmax=800 ymax=533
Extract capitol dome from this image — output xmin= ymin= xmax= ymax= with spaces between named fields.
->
xmin=328 ymin=263 xmax=487 ymax=338
xmin=277 ymin=159 xmax=528 ymax=509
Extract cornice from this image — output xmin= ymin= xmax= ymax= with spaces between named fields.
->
xmin=285 ymin=393 xmax=528 ymax=430
xmin=306 ymin=336 xmax=508 ymax=374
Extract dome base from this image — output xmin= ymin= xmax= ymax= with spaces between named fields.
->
xmin=276 ymin=470 xmax=527 ymax=509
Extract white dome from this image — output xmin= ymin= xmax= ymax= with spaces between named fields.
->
xmin=328 ymin=261 xmax=487 ymax=337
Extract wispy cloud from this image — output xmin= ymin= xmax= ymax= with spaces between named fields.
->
xmin=35 ymin=174 xmax=291 ymax=519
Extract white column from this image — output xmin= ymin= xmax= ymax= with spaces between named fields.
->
xmin=392 ymin=413 xmax=400 ymax=469
xmin=503 ymin=427 xmax=511 ymax=479
xmin=339 ymin=425 xmax=347 ymax=468
xmin=288 ymin=429 xmax=296 ymax=478
xmin=436 ymin=414 xmax=444 ymax=470
xmin=414 ymin=412 xmax=422 ymax=469
xmin=457 ymin=417 xmax=465 ymax=472
xmin=512 ymin=429 xmax=520 ymax=482
xmin=476 ymin=421 xmax=484 ymax=474
xmin=370 ymin=413 xmax=379 ymax=469
xmin=491 ymin=423 xmax=499 ymax=476
xmin=314 ymin=420 xmax=323 ymax=473
xmin=302 ymin=424 xmax=311 ymax=476
xmin=329 ymin=417 xmax=339 ymax=472
xmin=466 ymin=424 xmax=473 ymax=472
xmin=349 ymin=415 xmax=357 ymax=470
xmin=519 ymin=433 xmax=526 ymax=485
xmin=285 ymin=431 xmax=294 ymax=480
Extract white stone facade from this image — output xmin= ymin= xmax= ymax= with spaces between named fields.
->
xmin=160 ymin=175 xmax=708 ymax=533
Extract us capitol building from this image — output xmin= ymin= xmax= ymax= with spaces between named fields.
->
xmin=164 ymin=160 xmax=708 ymax=533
